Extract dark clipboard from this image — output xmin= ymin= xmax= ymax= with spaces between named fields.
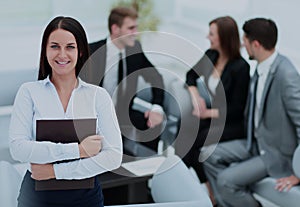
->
xmin=35 ymin=118 xmax=96 ymax=191
xmin=196 ymin=77 xmax=212 ymax=108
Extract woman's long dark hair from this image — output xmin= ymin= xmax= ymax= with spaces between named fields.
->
xmin=38 ymin=16 xmax=89 ymax=80
xmin=209 ymin=16 xmax=241 ymax=61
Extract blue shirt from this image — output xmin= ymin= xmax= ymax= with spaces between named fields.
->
xmin=9 ymin=76 xmax=122 ymax=180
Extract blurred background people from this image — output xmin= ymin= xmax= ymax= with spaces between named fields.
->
xmin=184 ymin=16 xmax=250 ymax=184
xmin=81 ymin=6 xmax=165 ymax=153
xmin=204 ymin=18 xmax=300 ymax=207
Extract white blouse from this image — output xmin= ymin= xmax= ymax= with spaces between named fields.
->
xmin=9 ymin=77 xmax=122 ymax=180
xmin=208 ymin=74 xmax=219 ymax=95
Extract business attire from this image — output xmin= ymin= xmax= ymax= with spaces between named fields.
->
xmin=184 ymin=49 xmax=250 ymax=182
xmin=203 ymin=52 xmax=300 ymax=207
xmin=82 ymin=38 xmax=164 ymax=151
xmin=9 ymin=77 xmax=122 ymax=207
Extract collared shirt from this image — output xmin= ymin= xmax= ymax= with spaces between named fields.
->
xmin=103 ymin=36 xmax=126 ymax=104
xmin=9 ymin=77 xmax=122 ymax=179
xmin=104 ymin=36 xmax=163 ymax=114
xmin=254 ymin=51 xmax=278 ymax=128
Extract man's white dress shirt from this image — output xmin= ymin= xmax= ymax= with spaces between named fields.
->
xmin=254 ymin=51 xmax=278 ymax=128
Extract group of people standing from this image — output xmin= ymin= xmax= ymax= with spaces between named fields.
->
xmin=8 ymin=5 xmax=300 ymax=207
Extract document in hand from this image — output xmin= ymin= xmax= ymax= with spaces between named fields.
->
xmin=122 ymin=156 xmax=166 ymax=176
xmin=35 ymin=118 xmax=96 ymax=191
xmin=196 ymin=76 xmax=212 ymax=108
xmin=132 ymin=97 xmax=152 ymax=113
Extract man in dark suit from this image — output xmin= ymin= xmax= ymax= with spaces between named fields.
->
xmin=203 ymin=18 xmax=300 ymax=207
xmin=81 ymin=7 xmax=165 ymax=152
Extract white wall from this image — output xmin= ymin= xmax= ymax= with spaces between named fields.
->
xmin=0 ymin=0 xmax=299 ymax=72
xmin=151 ymin=0 xmax=300 ymax=72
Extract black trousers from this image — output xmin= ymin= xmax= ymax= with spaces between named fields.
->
xmin=182 ymin=118 xmax=245 ymax=183
xmin=18 ymin=171 xmax=104 ymax=207
xmin=182 ymin=119 xmax=211 ymax=183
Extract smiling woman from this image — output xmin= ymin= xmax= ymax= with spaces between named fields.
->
xmin=38 ymin=17 xmax=89 ymax=80
xmin=9 ymin=16 xmax=122 ymax=207
xmin=46 ymin=29 xmax=78 ymax=78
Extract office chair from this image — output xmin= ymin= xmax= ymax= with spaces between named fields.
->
xmin=248 ymin=145 xmax=300 ymax=207
xmin=0 ymin=161 xmax=23 ymax=207
xmin=151 ymin=155 xmax=212 ymax=206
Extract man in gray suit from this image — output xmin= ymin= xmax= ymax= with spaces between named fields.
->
xmin=203 ymin=18 xmax=300 ymax=207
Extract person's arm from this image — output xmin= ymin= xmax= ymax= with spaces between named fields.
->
xmin=186 ymin=50 xmax=220 ymax=119
xmin=275 ymin=58 xmax=300 ymax=191
xmin=131 ymin=41 xmax=165 ymax=126
xmin=275 ymin=175 xmax=300 ymax=192
xmin=131 ymin=41 xmax=165 ymax=107
xmin=9 ymin=84 xmax=81 ymax=164
xmin=142 ymin=67 xmax=165 ymax=127
xmin=52 ymin=88 xmax=122 ymax=180
xmin=280 ymin=59 xmax=300 ymax=147
xmin=187 ymin=84 xmax=219 ymax=119
xmin=186 ymin=49 xmax=218 ymax=87
xmin=30 ymin=135 xmax=103 ymax=181
xmin=141 ymin=69 xmax=165 ymax=127
xmin=144 ymin=105 xmax=165 ymax=128
xmin=188 ymin=86 xmax=206 ymax=117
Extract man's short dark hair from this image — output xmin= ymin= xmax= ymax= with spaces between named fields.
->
xmin=242 ymin=18 xmax=277 ymax=50
xmin=108 ymin=7 xmax=138 ymax=33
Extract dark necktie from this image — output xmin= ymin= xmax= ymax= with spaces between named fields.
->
xmin=116 ymin=53 xmax=126 ymax=115
xmin=246 ymin=69 xmax=259 ymax=151
xmin=118 ymin=52 xmax=123 ymax=84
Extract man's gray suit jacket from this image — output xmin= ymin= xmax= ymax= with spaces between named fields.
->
xmin=253 ymin=53 xmax=300 ymax=178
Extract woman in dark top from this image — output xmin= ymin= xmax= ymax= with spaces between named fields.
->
xmin=184 ymin=16 xmax=250 ymax=184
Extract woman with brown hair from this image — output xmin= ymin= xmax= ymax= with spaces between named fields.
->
xmin=184 ymin=16 xmax=250 ymax=184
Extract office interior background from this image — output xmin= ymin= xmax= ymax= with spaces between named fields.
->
xmin=0 ymin=0 xmax=299 ymax=74
xmin=1 ymin=1 xmax=300 ymax=206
